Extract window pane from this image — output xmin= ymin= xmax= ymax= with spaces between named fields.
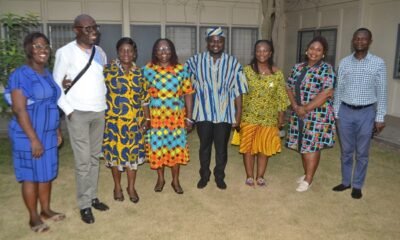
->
xmin=131 ymin=25 xmax=161 ymax=67
xmin=166 ymin=26 xmax=196 ymax=63
xmin=297 ymin=31 xmax=314 ymax=63
xmin=231 ymin=28 xmax=258 ymax=65
xmin=394 ymin=24 xmax=400 ymax=79
xmin=319 ymin=29 xmax=337 ymax=66
xmin=199 ymin=26 xmax=229 ymax=54
xmin=47 ymin=24 xmax=75 ymax=52
xmin=97 ymin=24 xmax=122 ymax=62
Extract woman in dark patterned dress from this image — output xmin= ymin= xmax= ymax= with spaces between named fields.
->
xmin=286 ymin=36 xmax=336 ymax=192
xmin=5 ymin=32 xmax=65 ymax=232
xmin=103 ymin=37 xmax=150 ymax=203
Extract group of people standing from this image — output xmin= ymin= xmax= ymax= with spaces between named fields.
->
xmin=5 ymin=13 xmax=387 ymax=233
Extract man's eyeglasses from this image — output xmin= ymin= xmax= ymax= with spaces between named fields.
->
xmin=32 ymin=44 xmax=51 ymax=51
xmin=75 ymin=25 xmax=100 ymax=33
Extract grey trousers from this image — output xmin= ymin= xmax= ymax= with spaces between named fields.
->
xmin=66 ymin=110 xmax=105 ymax=209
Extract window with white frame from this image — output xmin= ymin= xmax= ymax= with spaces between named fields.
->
xmin=131 ymin=25 xmax=161 ymax=66
xmin=48 ymin=23 xmax=122 ymax=62
xmin=394 ymin=24 xmax=400 ymax=79
xmin=166 ymin=26 xmax=196 ymax=63
xmin=231 ymin=27 xmax=258 ymax=65
xmin=97 ymin=24 xmax=122 ymax=61
xmin=199 ymin=26 xmax=229 ymax=54
xmin=297 ymin=28 xmax=337 ymax=67
xmin=47 ymin=24 xmax=75 ymax=52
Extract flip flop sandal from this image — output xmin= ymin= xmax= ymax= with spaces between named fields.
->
xmin=256 ymin=178 xmax=267 ymax=187
xmin=40 ymin=212 xmax=66 ymax=222
xmin=30 ymin=223 xmax=50 ymax=233
xmin=245 ymin=178 xmax=255 ymax=187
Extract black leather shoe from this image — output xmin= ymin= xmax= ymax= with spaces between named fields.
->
xmin=216 ymin=180 xmax=227 ymax=190
xmin=332 ymin=184 xmax=351 ymax=192
xmin=197 ymin=178 xmax=208 ymax=189
xmin=351 ymin=188 xmax=363 ymax=199
xmin=80 ymin=208 xmax=94 ymax=224
xmin=91 ymin=198 xmax=109 ymax=211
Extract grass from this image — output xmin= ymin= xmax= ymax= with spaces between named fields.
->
xmin=0 ymin=133 xmax=399 ymax=240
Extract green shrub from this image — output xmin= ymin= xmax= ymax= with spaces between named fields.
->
xmin=0 ymin=13 xmax=40 ymax=112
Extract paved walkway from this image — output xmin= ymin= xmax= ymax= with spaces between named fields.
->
xmin=1 ymin=113 xmax=399 ymax=148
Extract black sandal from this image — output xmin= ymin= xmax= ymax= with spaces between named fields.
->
xmin=113 ymin=190 xmax=124 ymax=201
xmin=154 ymin=181 xmax=165 ymax=192
xmin=126 ymin=188 xmax=139 ymax=203
xmin=171 ymin=182 xmax=184 ymax=194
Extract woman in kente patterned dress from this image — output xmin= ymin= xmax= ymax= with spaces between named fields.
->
xmin=240 ymin=40 xmax=289 ymax=187
xmin=103 ymin=37 xmax=150 ymax=203
xmin=286 ymin=36 xmax=336 ymax=192
xmin=142 ymin=38 xmax=194 ymax=194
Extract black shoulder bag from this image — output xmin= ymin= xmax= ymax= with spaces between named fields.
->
xmin=59 ymin=46 xmax=96 ymax=117
xmin=64 ymin=46 xmax=96 ymax=94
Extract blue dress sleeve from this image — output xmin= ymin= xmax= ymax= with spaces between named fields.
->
xmin=4 ymin=66 xmax=34 ymax=105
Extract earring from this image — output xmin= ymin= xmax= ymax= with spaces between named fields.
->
xmin=305 ymin=51 xmax=308 ymax=55
xmin=322 ymin=54 xmax=325 ymax=58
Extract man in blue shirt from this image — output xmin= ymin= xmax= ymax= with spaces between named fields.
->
xmin=333 ymin=28 xmax=387 ymax=199
xmin=185 ymin=27 xmax=248 ymax=189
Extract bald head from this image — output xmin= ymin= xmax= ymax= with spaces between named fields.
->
xmin=73 ymin=14 xmax=95 ymax=27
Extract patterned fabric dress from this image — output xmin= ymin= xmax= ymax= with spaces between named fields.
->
xmin=239 ymin=66 xmax=289 ymax=156
xmin=103 ymin=60 xmax=149 ymax=170
xmin=285 ymin=62 xmax=336 ymax=153
xmin=142 ymin=63 xmax=194 ymax=169
xmin=5 ymin=65 xmax=61 ymax=182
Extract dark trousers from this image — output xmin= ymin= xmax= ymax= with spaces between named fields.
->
xmin=196 ymin=121 xmax=232 ymax=181
xmin=338 ymin=103 xmax=375 ymax=189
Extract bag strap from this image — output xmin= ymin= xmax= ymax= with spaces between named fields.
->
xmin=64 ymin=46 xmax=96 ymax=94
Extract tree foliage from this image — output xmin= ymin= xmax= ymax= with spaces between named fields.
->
xmin=0 ymin=13 xmax=40 ymax=112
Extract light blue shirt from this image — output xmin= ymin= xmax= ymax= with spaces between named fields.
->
xmin=334 ymin=52 xmax=387 ymax=122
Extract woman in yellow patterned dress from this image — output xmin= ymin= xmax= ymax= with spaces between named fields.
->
xmin=103 ymin=37 xmax=150 ymax=203
xmin=240 ymin=40 xmax=289 ymax=187
xmin=142 ymin=39 xmax=194 ymax=194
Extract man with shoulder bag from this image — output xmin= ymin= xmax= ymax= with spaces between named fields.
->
xmin=53 ymin=14 xmax=109 ymax=224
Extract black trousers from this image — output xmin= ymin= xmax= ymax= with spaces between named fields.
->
xmin=196 ymin=121 xmax=232 ymax=181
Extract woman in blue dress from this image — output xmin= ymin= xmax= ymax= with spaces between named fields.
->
xmin=5 ymin=32 xmax=65 ymax=232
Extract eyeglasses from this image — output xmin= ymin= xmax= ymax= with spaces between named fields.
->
xmin=75 ymin=24 xmax=100 ymax=33
xmin=156 ymin=47 xmax=171 ymax=53
xmin=32 ymin=44 xmax=51 ymax=51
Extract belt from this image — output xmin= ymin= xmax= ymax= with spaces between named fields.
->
xmin=342 ymin=102 xmax=373 ymax=110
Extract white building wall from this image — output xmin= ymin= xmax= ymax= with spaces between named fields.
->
xmin=0 ymin=0 xmax=261 ymax=29
xmin=366 ymin=0 xmax=400 ymax=117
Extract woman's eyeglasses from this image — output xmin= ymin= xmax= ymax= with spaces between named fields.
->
xmin=32 ymin=44 xmax=51 ymax=51
xmin=156 ymin=47 xmax=171 ymax=53
xmin=75 ymin=25 xmax=100 ymax=34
